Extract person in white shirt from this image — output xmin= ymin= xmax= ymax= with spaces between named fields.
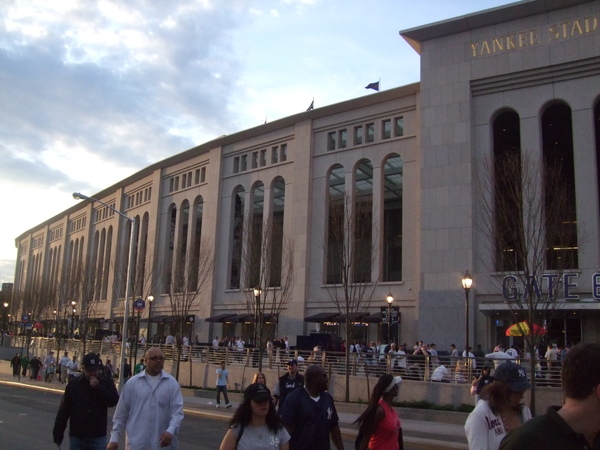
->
xmin=485 ymin=347 xmax=515 ymax=369
xmin=431 ymin=365 xmax=450 ymax=382
xmin=465 ymin=363 xmax=532 ymax=450
xmin=108 ymin=347 xmax=183 ymax=449
xmin=67 ymin=355 xmax=79 ymax=381
xmin=59 ymin=351 xmax=71 ymax=383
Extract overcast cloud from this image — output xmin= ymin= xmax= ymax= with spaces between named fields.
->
xmin=0 ymin=0 xmax=515 ymax=283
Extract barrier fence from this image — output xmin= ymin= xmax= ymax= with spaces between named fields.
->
xmin=3 ymin=335 xmax=562 ymax=387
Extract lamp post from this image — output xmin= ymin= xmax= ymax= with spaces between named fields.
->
xmin=253 ymin=287 xmax=262 ymax=371
xmin=386 ymin=293 xmax=394 ymax=345
xmin=2 ymin=302 xmax=8 ymax=346
xmin=147 ymin=295 xmax=154 ymax=342
xmin=462 ymin=271 xmax=473 ymax=366
xmin=71 ymin=301 xmax=76 ymax=338
xmin=53 ymin=309 xmax=57 ymax=336
xmin=73 ymin=192 xmax=137 ymax=393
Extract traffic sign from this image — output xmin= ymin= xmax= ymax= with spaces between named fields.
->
xmin=134 ymin=299 xmax=146 ymax=312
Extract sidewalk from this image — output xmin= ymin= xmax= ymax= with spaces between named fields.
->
xmin=0 ymin=362 xmax=468 ymax=449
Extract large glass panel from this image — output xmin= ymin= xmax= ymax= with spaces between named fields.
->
xmin=327 ymin=165 xmax=345 ymax=284
xmin=354 ymin=161 xmax=373 ymax=283
xmin=249 ymin=183 xmax=264 ymax=288
xmin=493 ymin=111 xmax=523 ymax=271
xmin=383 ymin=155 xmax=403 ymax=281
xmin=542 ymin=104 xmax=578 ymax=270
xmin=229 ymin=188 xmax=245 ymax=289
xmin=270 ymin=178 xmax=285 ymax=287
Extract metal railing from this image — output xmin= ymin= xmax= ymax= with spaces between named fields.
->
xmin=2 ymin=336 xmax=562 ymax=386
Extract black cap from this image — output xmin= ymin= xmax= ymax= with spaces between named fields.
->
xmin=493 ymin=362 xmax=532 ymax=392
xmin=287 ymin=359 xmax=298 ymax=366
xmin=244 ymin=383 xmax=272 ymax=402
xmin=82 ymin=353 xmax=102 ymax=370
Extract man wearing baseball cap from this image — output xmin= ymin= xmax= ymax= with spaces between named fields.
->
xmin=273 ymin=358 xmax=304 ymax=414
xmin=53 ymin=353 xmax=119 ymax=449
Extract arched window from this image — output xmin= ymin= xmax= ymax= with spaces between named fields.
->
xmin=190 ymin=197 xmax=204 ymax=289
xmin=493 ymin=110 xmax=523 ymax=271
xmin=270 ymin=177 xmax=285 ymax=287
xmin=229 ymin=187 xmax=245 ymax=289
xmin=354 ymin=160 xmax=373 ymax=283
xmin=164 ymin=205 xmax=177 ymax=293
xmin=327 ymin=165 xmax=345 ymax=284
xmin=175 ymin=201 xmax=190 ymax=292
xmin=249 ymin=182 xmax=265 ymax=288
xmin=383 ymin=155 xmax=403 ymax=281
xmin=102 ymin=228 xmax=112 ymax=300
xmin=542 ymin=103 xmax=578 ymax=269
xmin=135 ymin=213 xmax=149 ymax=297
xmin=94 ymin=230 xmax=103 ymax=301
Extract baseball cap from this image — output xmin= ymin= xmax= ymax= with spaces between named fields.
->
xmin=493 ymin=362 xmax=532 ymax=392
xmin=287 ymin=359 xmax=298 ymax=366
xmin=82 ymin=353 xmax=102 ymax=370
xmin=244 ymin=383 xmax=272 ymax=402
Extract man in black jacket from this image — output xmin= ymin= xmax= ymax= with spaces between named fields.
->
xmin=273 ymin=359 xmax=305 ymax=414
xmin=53 ymin=353 xmax=119 ymax=449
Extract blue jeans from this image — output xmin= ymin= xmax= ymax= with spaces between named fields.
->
xmin=216 ymin=385 xmax=229 ymax=404
xmin=69 ymin=435 xmax=107 ymax=450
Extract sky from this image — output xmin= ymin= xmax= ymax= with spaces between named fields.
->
xmin=0 ymin=0 xmax=517 ymax=283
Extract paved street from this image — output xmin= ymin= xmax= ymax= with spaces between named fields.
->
xmin=0 ymin=383 xmax=364 ymax=449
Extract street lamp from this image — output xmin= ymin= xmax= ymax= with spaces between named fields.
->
xmin=147 ymin=295 xmax=154 ymax=341
xmin=253 ymin=287 xmax=262 ymax=371
xmin=386 ymin=293 xmax=394 ymax=345
xmin=53 ymin=310 xmax=57 ymax=336
xmin=2 ymin=302 xmax=8 ymax=346
xmin=462 ymin=271 xmax=473 ymax=364
xmin=73 ymin=192 xmax=137 ymax=393
xmin=71 ymin=301 xmax=77 ymax=337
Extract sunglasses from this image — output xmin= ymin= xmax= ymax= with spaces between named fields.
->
xmin=148 ymin=356 xmax=165 ymax=361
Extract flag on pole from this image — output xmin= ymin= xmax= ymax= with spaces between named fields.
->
xmin=306 ymin=99 xmax=314 ymax=111
xmin=365 ymin=81 xmax=380 ymax=91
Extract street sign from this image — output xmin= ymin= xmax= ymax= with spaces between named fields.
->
xmin=380 ymin=306 xmax=400 ymax=325
xmin=134 ymin=299 xmax=145 ymax=312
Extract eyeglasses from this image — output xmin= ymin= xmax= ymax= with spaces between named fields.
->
xmin=148 ymin=356 xmax=164 ymax=361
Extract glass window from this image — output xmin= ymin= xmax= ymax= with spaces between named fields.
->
xmin=252 ymin=151 xmax=258 ymax=169
xmin=395 ymin=117 xmax=404 ymax=137
xmin=201 ymin=167 xmax=206 ymax=183
xmin=241 ymin=155 xmax=248 ymax=171
xmin=382 ymin=119 xmax=391 ymax=139
xmin=260 ymin=149 xmax=267 ymax=167
xmin=354 ymin=126 xmax=363 ymax=145
xmin=366 ymin=123 xmax=375 ymax=143
xmin=327 ymin=165 xmax=345 ymax=284
xmin=542 ymin=104 xmax=578 ymax=270
xmin=233 ymin=157 xmax=240 ymax=174
xmin=383 ymin=155 xmax=403 ymax=281
xmin=328 ymin=131 xmax=336 ymax=151
xmin=339 ymin=129 xmax=347 ymax=148
xmin=280 ymin=144 xmax=287 ymax=162
xmin=272 ymin=146 xmax=279 ymax=164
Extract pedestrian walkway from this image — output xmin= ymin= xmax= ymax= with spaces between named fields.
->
xmin=0 ymin=362 xmax=468 ymax=449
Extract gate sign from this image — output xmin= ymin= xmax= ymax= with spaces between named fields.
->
xmin=22 ymin=314 xmax=30 ymax=324
xmin=381 ymin=307 xmax=400 ymax=325
xmin=134 ymin=299 xmax=146 ymax=312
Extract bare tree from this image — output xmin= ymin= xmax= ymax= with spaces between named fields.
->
xmin=166 ymin=237 xmax=214 ymax=381
xmin=475 ymin=149 xmax=580 ymax=414
xmin=240 ymin=217 xmax=295 ymax=372
xmin=323 ymin=193 xmax=379 ymax=402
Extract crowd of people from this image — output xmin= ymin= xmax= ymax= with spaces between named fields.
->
xmin=4 ymin=337 xmax=600 ymax=450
